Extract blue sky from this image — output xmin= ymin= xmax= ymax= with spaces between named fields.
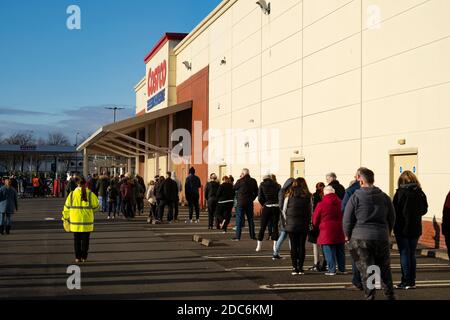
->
xmin=0 ymin=0 xmax=221 ymax=144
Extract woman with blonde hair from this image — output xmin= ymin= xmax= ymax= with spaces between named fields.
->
xmin=393 ymin=170 xmax=428 ymax=290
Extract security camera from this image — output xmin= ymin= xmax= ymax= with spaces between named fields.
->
xmin=256 ymin=0 xmax=271 ymax=15
xmin=182 ymin=61 xmax=192 ymax=70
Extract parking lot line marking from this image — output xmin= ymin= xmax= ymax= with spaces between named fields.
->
xmin=260 ymin=280 xmax=450 ymax=291
xmin=155 ymin=232 xmax=220 ymax=236
xmin=204 ymin=253 xmax=400 ymax=259
xmin=226 ymin=263 xmax=450 ymax=272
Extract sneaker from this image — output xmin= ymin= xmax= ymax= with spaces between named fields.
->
xmin=325 ymin=272 xmax=337 ymax=276
xmin=112 ymin=216 xmax=115 ymax=220
xmin=395 ymin=283 xmax=410 ymax=290
xmin=147 ymin=218 xmax=152 ymax=224
xmin=272 ymin=254 xmax=283 ymax=261
xmin=75 ymin=259 xmax=81 ymax=263
xmin=195 ymin=219 xmax=200 ymax=224
xmin=298 ymin=270 xmax=305 ymax=275
xmin=232 ymin=238 xmax=240 ymax=242
xmin=107 ymin=216 xmax=111 ymax=220
xmin=337 ymin=271 xmax=349 ymax=275
xmin=232 ymin=226 xmax=237 ymax=231
xmin=256 ymin=241 xmax=262 ymax=252
xmin=292 ymin=268 xmax=300 ymax=276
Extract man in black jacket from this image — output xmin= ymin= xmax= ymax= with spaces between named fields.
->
xmin=205 ymin=173 xmax=220 ymax=230
xmin=161 ymin=172 xmax=179 ymax=223
xmin=155 ymin=176 xmax=165 ymax=223
xmin=326 ymin=172 xmax=345 ymax=200
xmin=185 ymin=167 xmax=202 ymax=223
xmin=233 ymin=168 xmax=258 ymax=241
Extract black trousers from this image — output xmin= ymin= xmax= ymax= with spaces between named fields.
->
xmin=148 ymin=203 xmax=157 ymax=220
xmin=216 ymin=202 xmax=234 ymax=231
xmin=74 ymin=232 xmax=91 ymax=260
xmin=174 ymin=199 xmax=179 ymax=220
xmin=159 ymin=200 xmax=174 ymax=222
xmin=257 ymin=206 xmax=280 ymax=241
xmin=136 ymin=197 xmax=144 ymax=214
xmin=207 ymin=198 xmax=218 ymax=228
xmin=123 ymin=199 xmax=133 ymax=218
xmin=187 ymin=194 xmax=200 ymax=220
xmin=288 ymin=232 xmax=308 ymax=271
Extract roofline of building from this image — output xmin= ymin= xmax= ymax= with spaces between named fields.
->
xmin=174 ymin=0 xmax=237 ymax=55
xmin=144 ymin=33 xmax=188 ymax=64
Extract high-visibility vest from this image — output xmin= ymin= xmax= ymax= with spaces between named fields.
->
xmin=62 ymin=188 xmax=99 ymax=233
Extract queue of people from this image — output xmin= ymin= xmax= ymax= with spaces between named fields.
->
xmin=54 ymin=165 xmax=449 ymax=300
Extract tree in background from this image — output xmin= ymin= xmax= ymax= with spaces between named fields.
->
xmin=2 ymin=130 xmax=35 ymax=145
xmin=47 ymin=132 xmax=70 ymax=146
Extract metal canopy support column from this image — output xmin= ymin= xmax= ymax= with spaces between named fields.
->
xmin=155 ymin=120 xmax=160 ymax=177
xmin=168 ymin=113 xmax=174 ymax=172
xmin=135 ymin=130 xmax=140 ymax=176
xmin=127 ymin=158 xmax=132 ymax=174
xmin=83 ymin=149 xmax=89 ymax=178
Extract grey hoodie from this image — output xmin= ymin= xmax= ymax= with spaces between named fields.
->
xmin=343 ymin=186 xmax=396 ymax=241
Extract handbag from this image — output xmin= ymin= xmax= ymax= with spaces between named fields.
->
xmin=308 ymin=223 xmax=319 ymax=244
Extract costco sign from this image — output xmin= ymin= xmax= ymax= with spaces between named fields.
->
xmin=147 ymin=60 xmax=167 ymax=111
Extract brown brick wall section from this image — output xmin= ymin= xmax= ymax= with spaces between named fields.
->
xmin=420 ymin=220 xmax=447 ymax=249
xmin=177 ymin=67 xmax=209 ymax=207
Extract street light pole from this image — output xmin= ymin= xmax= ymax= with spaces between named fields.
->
xmin=75 ymin=132 xmax=80 ymax=174
xmin=105 ymin=106 xmax=125 ymax=123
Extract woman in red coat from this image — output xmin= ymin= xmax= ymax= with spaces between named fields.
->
xmin=313 ymin=186 xmax=346 ymax=276
xmin=442 ymin=191 xmax=450 ymax=260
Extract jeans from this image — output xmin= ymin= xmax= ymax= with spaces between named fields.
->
xmin=99 ymin=196 xmax=108 ymax=212
xmin=74 ymin=232 xmax=90 ymax=260
xmin=322 ymin=244 xmax=346 ymax=273
xmin=395 ymin=235 xmax=419 ymax=286
xmin=273 ymin=230 xmax=291 ymax=255
xmin=257 ymin=206 xmax=280 ymax=241
xmin=0 ymin=213 xmax=12 ymax=226
xmin=288 ymin=232 xmax=308 ymax=271
xmin=117 ymin=196 xmax=123 ymax=215
xmin=235 ymin=205 xmax=256 ymax=240
xmin=187 ymin=194 xmax=200 ymax=220
xmin=349 ymin=239 xmax=395 ymax=300
xmin=108 ymin=201 xmax=117 ymax=217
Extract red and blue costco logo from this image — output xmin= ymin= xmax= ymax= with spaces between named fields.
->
xmin=147 ymin=60 xmax=167 ymax=111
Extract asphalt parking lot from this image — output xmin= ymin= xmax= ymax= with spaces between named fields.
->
xmin=1 ymin=198 xmax=450 ymax=300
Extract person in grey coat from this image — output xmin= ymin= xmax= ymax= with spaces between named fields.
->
xmin=344 ymin=168 xmax=396 ymax=300
xmin=0 ymin=178 xmax=19 ymax=235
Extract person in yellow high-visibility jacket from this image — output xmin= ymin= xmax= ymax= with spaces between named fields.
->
xmin=62 ymin=177 xmax=99 ymax=263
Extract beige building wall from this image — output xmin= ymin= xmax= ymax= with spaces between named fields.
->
xmin=174 ymin=0 xmax=450 ymax=222
xmin=135 ymin=77 xmax=147 ymax=115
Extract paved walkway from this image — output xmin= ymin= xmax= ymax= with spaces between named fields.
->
xmin=1 ymin=198 xmax=450 ymax=300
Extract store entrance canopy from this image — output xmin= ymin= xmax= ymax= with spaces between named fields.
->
xmin=77 ymin=101 xmax=192 ymax=158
